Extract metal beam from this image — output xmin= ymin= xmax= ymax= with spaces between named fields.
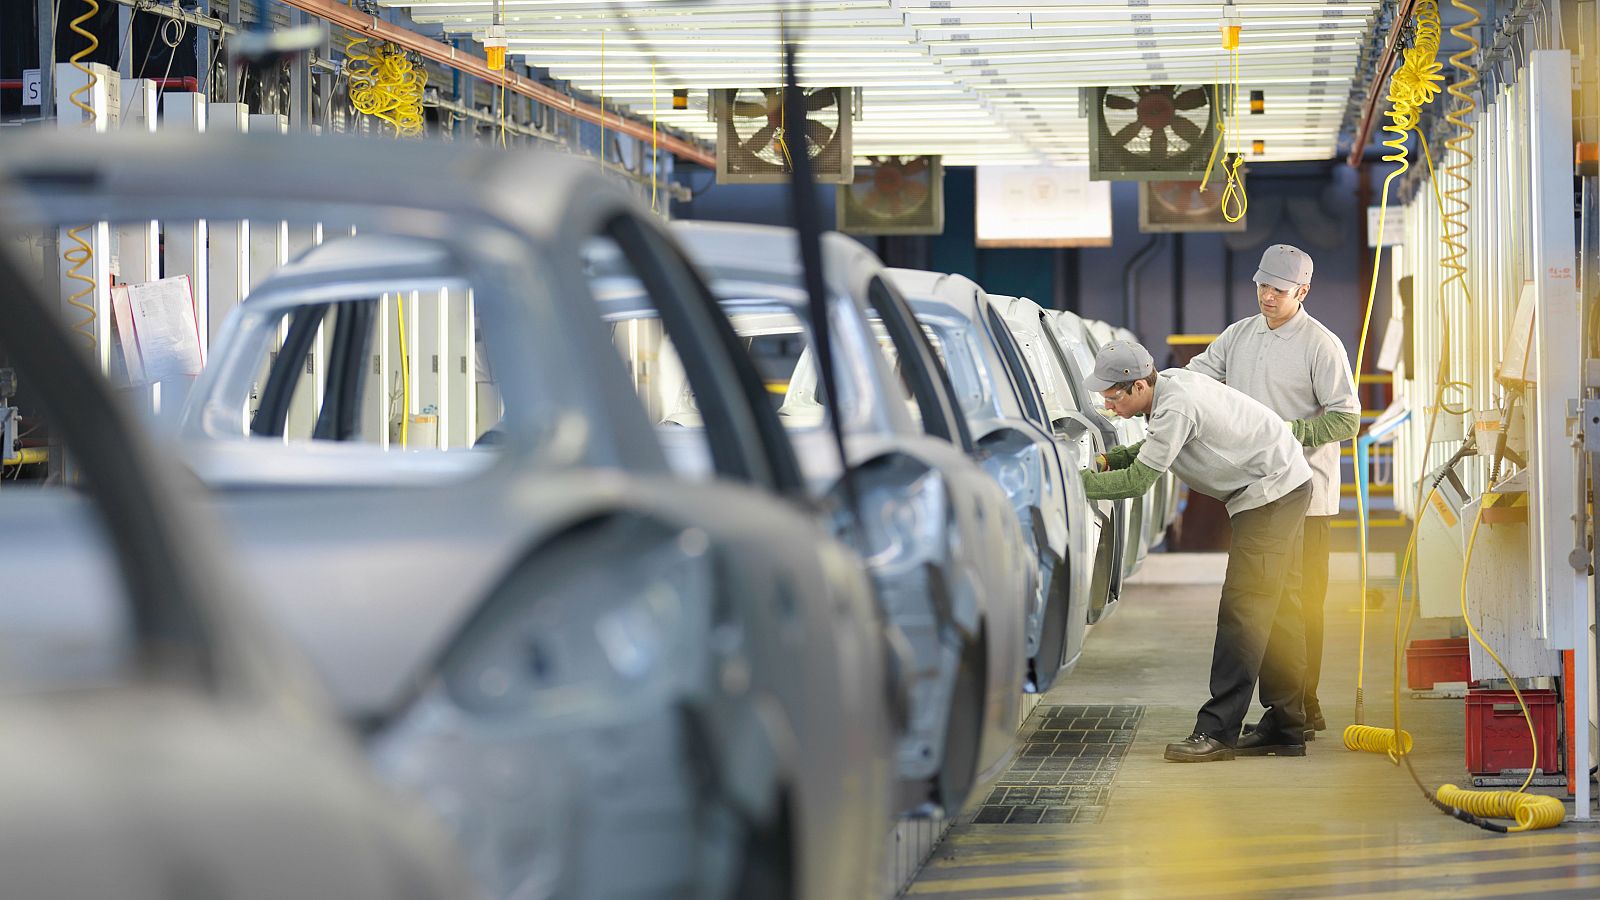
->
xmin=273 ymin=0 xmax=715 ymax=166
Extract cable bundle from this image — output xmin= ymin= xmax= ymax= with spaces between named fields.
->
xmin=346 ymin=36 xmax=427 ymax=137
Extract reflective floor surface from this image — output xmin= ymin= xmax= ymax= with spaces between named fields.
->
xmin=908 ymin=553 xmax=1599 ymax=899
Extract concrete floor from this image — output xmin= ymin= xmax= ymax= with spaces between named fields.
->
xmin=908 ymin=553 xmax=1600 ymax=898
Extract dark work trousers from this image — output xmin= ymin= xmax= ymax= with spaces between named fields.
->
xmin=1300 ymin=516 xmax=1333 ymax=719
xmin=1194 ymin=482 xmax=1312 ymax=743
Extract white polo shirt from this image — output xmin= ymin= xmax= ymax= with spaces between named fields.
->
xmin=1136 ymin=369 xmax=1313 ymax=517
xmin=1187 ymin=309 xmax=1359 ymax=517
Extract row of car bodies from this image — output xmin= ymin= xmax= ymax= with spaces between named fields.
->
xmin=0 ymin=133 xmax=1176 ymax=900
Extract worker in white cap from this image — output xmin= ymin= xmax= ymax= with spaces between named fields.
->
xmin=1186 ymin=243 xmax=1360 ymax=742
xmin=1081 ymin=339 xmax=1313 ymax=762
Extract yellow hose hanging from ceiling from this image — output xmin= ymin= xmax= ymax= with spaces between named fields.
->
xmin=1347 ymin=0 xmax=1444 ymax=744
xmin=1349 ymin=0 xmax=1562 ymax=832
xmin=346 ymin=35 xmax=426 ymax=137
xmin=62 ymin=0 xmax=103 ymax=352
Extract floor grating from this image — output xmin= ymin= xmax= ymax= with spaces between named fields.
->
xmin=970 ymin=704 xmax=1143 ymax=825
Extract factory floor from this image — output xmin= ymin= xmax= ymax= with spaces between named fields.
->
xmin=906 ymin=553 xmax=1600 ymax=899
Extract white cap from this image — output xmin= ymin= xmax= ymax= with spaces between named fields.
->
xmin=1084 ymin=340 xmax=1156 ymax=393
xmin=1253 ymin=243 xmax=1313 ymax=291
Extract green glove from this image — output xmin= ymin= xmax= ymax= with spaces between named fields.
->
xmin=1081 ymin=460 xmax=1161 ymax=501
xmin=1289 ymin=410 xmax=1360 ymax=448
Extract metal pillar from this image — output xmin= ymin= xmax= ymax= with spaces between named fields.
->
xmin=159 ymin=94 xmax=207 ymax=425
xmin=37 ymin=0 xmax=53 ymax=124
xmin=1529 ymin=49 xmax=1589 ymax=818
xmin=207 ymin=103 xmax=251 ymax=349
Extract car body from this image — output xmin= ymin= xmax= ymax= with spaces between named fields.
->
xmin=1045 ymin=311 xmax=1150 ymax=586
xmin=884 ymin=268 xmax=1086 ymax=687
xmin=601 ymin=221 xmax=1029 ymax=812
xmin=0 ymin=188 xmax=476 ymax=899
xmin=991 ymin=294 xmax=1118 ymax=622
xmin=0 ymin=132 xmax=896 ymax=900
xmin=1114 ymin=324 xmax=1181 ymax=542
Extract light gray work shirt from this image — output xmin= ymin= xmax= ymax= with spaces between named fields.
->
xmin=1186 ymin=310 xmax=1359 ymax=517
xmin=1136 ymin=369 xmax=1313 ymax=517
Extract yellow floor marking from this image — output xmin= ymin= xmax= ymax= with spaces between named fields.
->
xmin=908 ymin=834 xmax=1600 ymax=894
xmin=915 ymin=849 xmax=1598 ymax=898
xmin=928 ymin=828 xmax=1373 ymax=851
xmin=1350 ymin=872 xmax=1600 ymax=899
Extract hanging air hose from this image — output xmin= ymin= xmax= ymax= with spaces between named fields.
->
xmin=395 ymin=293 xmax=411 ymax=449
xmin=346 ymin=33 xmax=426 ymax=137
xmin=1346 ymin=0 xmax=1563 ymax=832
xmin=62 ymin=0 xmax=103 ymax=352
xmin=1200 ymin=6 xmax=1247 ymax=222
xmin=1350 ymin=0 xmax=1444 ymax=740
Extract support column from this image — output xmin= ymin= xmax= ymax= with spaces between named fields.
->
xmin=1529 ymin=49 xmax=1588 ymax=818
xmin=158 ymin=93 xmax=207 ymax=425
xmin=207 ymin=103 xmax=251 ymax=349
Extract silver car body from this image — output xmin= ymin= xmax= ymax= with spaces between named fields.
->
xmin=1113 ymin=324 xmax=1180 ymax=542
xmin=0 ymin=205 xmax=476 ymax=896
xmin=0 ymin=133 xmax=895 ymax=900
xmin=1082 ymin=318 xmax=1157 ymax=570
xmin=604 ymin=221 xmax=1028 ymax=807
xmin=1045 ymin=311 xmax=1148 ymax=586
xmin=1040 ymin=309 xmax=1133 ymax=617
xmin=884 ymin=268 xmax=1083 ymax=688
xmin=991 ymin=295 xmax=1116 ymax=625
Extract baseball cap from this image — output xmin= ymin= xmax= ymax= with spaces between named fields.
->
xmin=1084 ymin=340 xmax=1156 ymax=393
xmin=1253 ymin=243 xmax=1314 ymax=291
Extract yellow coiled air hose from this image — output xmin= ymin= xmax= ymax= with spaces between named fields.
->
xmin=1350 ymin=0 xmax=1444 ymax=738
xmin=1199 ymin=13 xmax=1247 ymax=222
xmin=62 ymin=0 xmax=103 ymax=352
xmin=1437 ymin=784 xmax=1567 ymax=832
xmin=346 ymin=35 xmax=426 ymax=137
xmin=1350 ymin=0 xmax=1563 ymax=832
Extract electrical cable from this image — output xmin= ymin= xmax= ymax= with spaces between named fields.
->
xmin=62 ymin=0 xmax=103 ymax=353
xmin=1350 ymin=0 xmax=1444 ymax=733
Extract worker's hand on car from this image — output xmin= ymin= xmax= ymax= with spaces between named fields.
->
xmin=1094 ymin=453 xmax=1108 ymax=472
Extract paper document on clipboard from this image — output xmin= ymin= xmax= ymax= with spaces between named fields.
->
xmin=109 ymin=275 xmax=205 ymax=387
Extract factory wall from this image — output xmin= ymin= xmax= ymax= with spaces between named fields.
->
xmin=678 ymin=162 xmax=1396 ymax=376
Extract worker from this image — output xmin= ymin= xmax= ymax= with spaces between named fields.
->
xmin=1186 ymin=244 xmax=1360 ymax=741
xmin=1082 ymin=340 xmax=1313 ymax=762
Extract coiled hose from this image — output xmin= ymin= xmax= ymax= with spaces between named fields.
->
xmin=1199 ymin=19 xmax=1247 ymax=222
xmin=62 ymin=0 xmax=103 ymax=351
xmin=346 ymin=35 xmax=426 ymax=137
xmin=1350 ymin=0 xmax=1563 ymax=832
xmin=1351 ymin=0 xmax=1444 ymax=731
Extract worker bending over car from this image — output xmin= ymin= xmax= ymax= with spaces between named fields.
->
xmin=1080 ymin=340 xmax=1313 ymax=762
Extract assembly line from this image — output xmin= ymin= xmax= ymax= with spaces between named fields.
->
xmin=2 ymin=0 xmax=1598 ymax=897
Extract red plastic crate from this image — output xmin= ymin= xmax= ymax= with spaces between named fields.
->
xmin=1406 ymin=637 xmax=1471 ymax=690
xmin=1465 ymin=688 xmax=1561 ymax=776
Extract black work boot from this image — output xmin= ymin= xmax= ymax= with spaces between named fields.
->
xmin=1243 ymin=720 xmax=1318 ymax=742
xmin=1164 ymin=733 xmax=1235 ymax=762
xmin=1235 ymin=728 xmax=1307 ymax=757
